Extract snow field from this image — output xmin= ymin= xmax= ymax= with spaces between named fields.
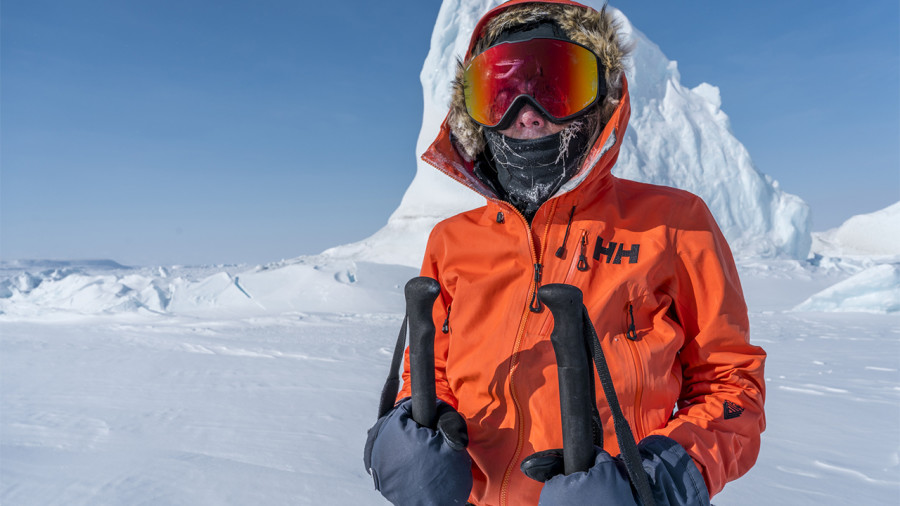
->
xmin=0 ymin=260 xmax=411 ymax=320
xmin=2 ymin=259 xmax=899 ymax=505
xmin=1 ymin=312 xmax=407 ymax=505
xmin=715 ymin=311 xmax=900 ymax=505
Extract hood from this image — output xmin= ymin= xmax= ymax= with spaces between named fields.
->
xmin=421 ymin=0 xmax=631 ymax=204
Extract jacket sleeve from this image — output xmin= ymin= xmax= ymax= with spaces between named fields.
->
xmin=648 ymin=197 xmax=766 ymax=497
xmin=397 ymin=225 xmax=459 ymax=410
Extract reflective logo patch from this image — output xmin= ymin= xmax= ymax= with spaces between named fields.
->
xmin=724 ymin=400 xmax=745 ymax=420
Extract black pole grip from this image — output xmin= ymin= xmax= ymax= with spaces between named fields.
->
xmin=539 ymin=283 xmax=595 ymax=475
xmin=405 ymin=276 xmax=441 ymax=429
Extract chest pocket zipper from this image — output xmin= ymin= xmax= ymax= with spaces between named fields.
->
xmin=623 ymin=300 xmax=646 ymax=437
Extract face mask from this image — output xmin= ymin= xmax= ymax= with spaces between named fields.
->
xmin=484 ymin=121 xmax=592 ymax=220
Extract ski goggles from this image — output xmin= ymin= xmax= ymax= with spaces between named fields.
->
xmin=463 ymin=38 xmax=606 ymax=129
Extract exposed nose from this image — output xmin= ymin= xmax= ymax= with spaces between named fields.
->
xmin=499 ymin=102 xmax=568 ymax=139
xmin=516 ymin=104 xmax=548 ymax=130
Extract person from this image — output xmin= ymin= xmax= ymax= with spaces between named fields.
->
xmin=364 ymin=1 xmax=766 ymax=504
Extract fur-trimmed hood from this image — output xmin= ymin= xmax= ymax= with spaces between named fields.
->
xmin=450 ymin=0 xmax=629 ymax=161
xmin=422 ymin=0 xmax=632 ymax=204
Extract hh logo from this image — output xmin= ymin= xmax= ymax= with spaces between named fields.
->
xmin=593 ymin=237 xmax=640 ymax=264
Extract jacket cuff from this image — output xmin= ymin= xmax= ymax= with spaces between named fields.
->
xmin=638 ymin=435 xmax=711 ymax=506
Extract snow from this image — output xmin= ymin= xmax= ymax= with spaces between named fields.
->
xmin=324 ymin=0 xmax=812 ymax=267
xmin=812 ymin=201 xmax=900 ymax=259
xmin=793 ymin=263 xmax=900 ymax=314
xmin=0 ymin=260 xmax=413 ymax=320
xmin=1 ymin=220 xmax=897 ymax=506
xmin=2 ymin=257 xmax=899 ymax=505
xmin=1 ymin=312 xmax=410 ymax=505
xmin=788 ymin=202 xmax=900 ymax=314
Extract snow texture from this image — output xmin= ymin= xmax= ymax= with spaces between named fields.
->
xmin=0 ymin=260 xmax=410 ymax=319
xmin=793 ymin=263 xmax=900 ymax=314
xmin=323 ymin=0 xmax=812 ymax=267
xmin=2 ymin=258 xmax=899 ymax=505
xmin=789 ymin=202 xmax=900 ymax=314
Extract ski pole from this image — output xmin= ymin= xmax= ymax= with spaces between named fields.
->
xmin=404 ymin=276 xmax=442 ymax=429
xmin=539 ymin=283 xmax=595 ymax=475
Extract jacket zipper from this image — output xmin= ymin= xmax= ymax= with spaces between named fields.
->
xmin=499 ymin=199 xmax=558 ymax=506
xmin=420 ymin=149 xmax=558 ymax=504
xmin=623 ymin=302 xmax=646 ymax=438
xmin=528 ymin=263 xmax=544 ymax=312
xmin=421 ymin=131 xmax=624 ymax=503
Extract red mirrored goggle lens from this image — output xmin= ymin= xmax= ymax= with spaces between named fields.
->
xmin=464 ymin=38 xmax=602 ymax=128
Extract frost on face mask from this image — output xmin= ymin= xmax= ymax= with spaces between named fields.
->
xmin=485 ymin=120 xmax=592 ymax=221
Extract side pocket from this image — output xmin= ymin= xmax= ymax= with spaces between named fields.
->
xmin=363 ymin=412 xmax=390 ymax=474
xmin=370 ymin=467 xmax=381 ymax=491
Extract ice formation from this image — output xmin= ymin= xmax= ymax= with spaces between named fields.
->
xmin=324 ymin=0 xmax=812 ymax=267
xmin=812 ymin=201 xmax=900 ymax=258
xmin=793 ymin=263 xmax=900 ymax=314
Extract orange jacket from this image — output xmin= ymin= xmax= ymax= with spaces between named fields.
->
xmin=399 ymin=3 xmax=766 ymax=504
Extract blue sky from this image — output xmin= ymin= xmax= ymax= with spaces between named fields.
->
xmin=2 ymin=1 xmax=898 ymax=266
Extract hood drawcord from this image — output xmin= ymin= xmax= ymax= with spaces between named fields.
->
xmin=555 ymin=205 xmax=577 ymax=258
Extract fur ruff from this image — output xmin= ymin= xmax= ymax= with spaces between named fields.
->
xmin=449 ymin=2 xmax=629 ymax=161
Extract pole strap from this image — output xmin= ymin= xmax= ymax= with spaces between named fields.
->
xmin=377 ymin=315 xmax=408 ymax=419
xmin=582 ymin=307 xmax=657 ymax=506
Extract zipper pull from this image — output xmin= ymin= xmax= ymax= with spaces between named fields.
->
xmin=577 ymin=232 xmax=590 ymax=271
xmin=529 ymin=263 xmax=543 ymax=312
xmin=555 ymin=205 xmax=576 ymax=258
xmin=442 ymin=304 xmax=451 ymax=334
xmin=626 ymin=303 xmax=638 ymax=340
